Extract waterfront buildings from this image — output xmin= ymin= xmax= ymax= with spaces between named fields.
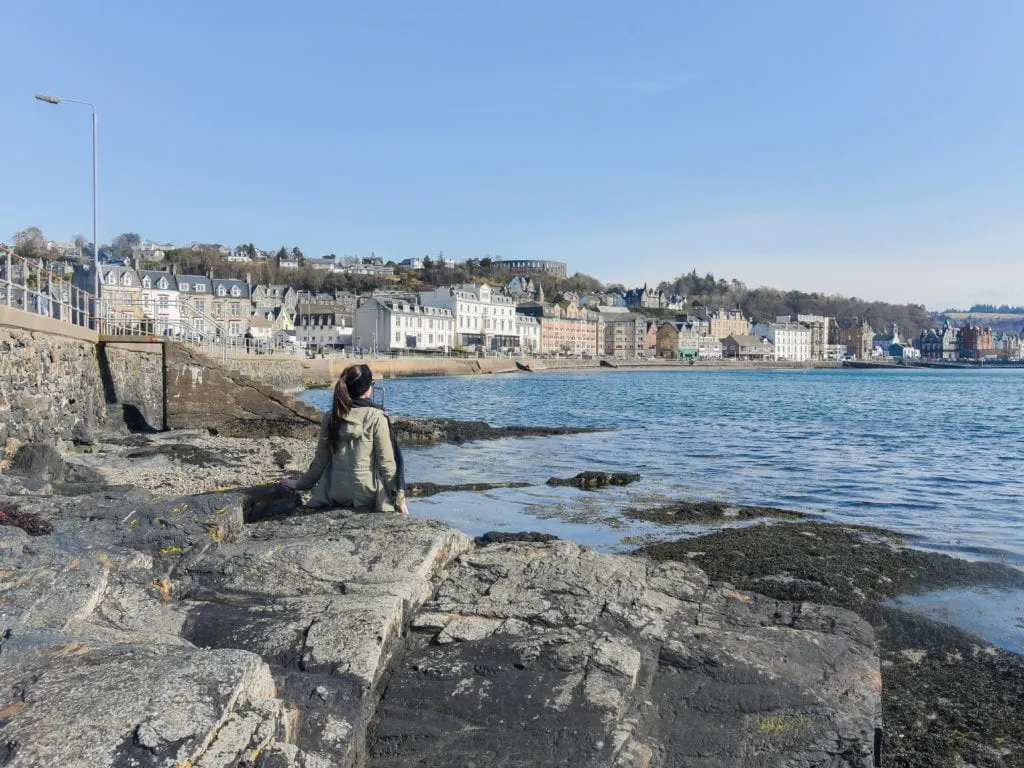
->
xmin=520 ymin=300 xmax=598 ymax=356
xmin=753 ymin=322 xmax=812 ymax=362
xmin=420 ymin=284 xmax=518 ymax=350
xmin=722 ymin=334 xmax=774 ymax=360
xmin=777 ymin=314 xmax=831 ymax=360
xmin=698 ymin=335 xmax=723 ymax=360
xmin=959 ymin=324 xmax=994 ymax=360
xmin=353 ymin=298 xmax=455 ymax=353
xmin=834 ymin=319 xmax=874 ymax=360
xmin=515 ymin=313 xmax=542 ymax=354
xmin=656 ymin=321 xmax=700 ymax=359
xmin=708 ymin=310 xmax=751 ymax=340
xmin=596 ymin=309 xmax=647 ymax=358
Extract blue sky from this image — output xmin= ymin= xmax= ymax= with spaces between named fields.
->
xmin=3 ymin=1 xmax=1023 ymax=309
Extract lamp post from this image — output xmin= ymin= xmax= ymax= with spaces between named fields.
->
xmin=35 ymin=93 xmax=100 ymax=324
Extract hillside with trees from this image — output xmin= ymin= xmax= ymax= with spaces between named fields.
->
xmin=658 ymin=270 xmax=937 ymax=338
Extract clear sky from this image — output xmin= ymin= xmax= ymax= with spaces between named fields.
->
xmin=3 ymin=1 xmax=1023 ymax=310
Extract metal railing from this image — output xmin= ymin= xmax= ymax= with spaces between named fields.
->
xmin=98 ymin=312 xmax=300 ymax=360
xmin=0 ymin=245 xmax=94 ymax=329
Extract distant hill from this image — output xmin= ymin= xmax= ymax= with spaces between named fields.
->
xmin=658 ymin=271 xmax=937 ymax=338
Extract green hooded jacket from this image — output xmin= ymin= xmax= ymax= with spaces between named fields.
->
xmin=294 ymin=407 xmax=404 ymax=511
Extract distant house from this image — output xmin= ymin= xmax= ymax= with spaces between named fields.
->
xmin=399 ymin=258 xmax=424 ymax=270
xmin=46 ymin=240 xmax=82 ymax=260
xmin=656 ymin=321 xmax=699 ymax=359
xmin=722 ymin=334 xmax=773 ymax=360
xmin=625 ymin=284 xmax=666 ymax=310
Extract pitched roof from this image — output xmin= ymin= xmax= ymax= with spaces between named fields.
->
xmin=177 ymin=274 xmax=213 ymax=292
xmin=139 ymin=270 xmax=177 ymax=289
xmin=212 ymin=278 xmax=251 ymax=298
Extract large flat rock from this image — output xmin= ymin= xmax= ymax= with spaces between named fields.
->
xmin=0 ymin=498 xmax=473 ymax=768
xmin=367 ymin=540 xmax=880 ymax=767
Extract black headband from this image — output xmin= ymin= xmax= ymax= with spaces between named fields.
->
xmin=346 ymin=366 xmax=373 ymax=398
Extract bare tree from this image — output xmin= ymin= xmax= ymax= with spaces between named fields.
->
xmin=12 ymin=227 xmax=45 ymax=259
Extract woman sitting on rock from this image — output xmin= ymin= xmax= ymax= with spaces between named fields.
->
xmin=282 ymin=364 xmax=408 ymax=514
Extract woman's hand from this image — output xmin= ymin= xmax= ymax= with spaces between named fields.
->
xmin=397 ymin=498 xmax=410 ymax=515
xmin=280 ymin=478 xmax=298 ymax=490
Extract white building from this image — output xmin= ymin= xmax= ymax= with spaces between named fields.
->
xmin=754 ymin=322 xmax=812 ymax=362
xmin=354 ymin=298 xmax=455 ymax=353
xmin=138 ymin=270 xmax=181 ymax=335
xmin=516 ymin=313 xmax=541 ymax=354
xmin=399 ymin=258 xmax=424 ymax=269
xmin=419 ymin=284 xmax=518 ymax=350
xmin=296 ymin=324 xmax=352 ymax=349
xmin=697 ymin=335 xmax=723 ymax=360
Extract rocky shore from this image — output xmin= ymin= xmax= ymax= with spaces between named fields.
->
xmin=1 ymin=429 xmax=882 ymax=767
xmin=2 ymin=422 xmax=1020 ymax=766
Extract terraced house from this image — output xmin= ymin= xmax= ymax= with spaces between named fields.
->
xmin=138 ymin=270 xmax=179 ymax=335
xmin=74 ymin=265 xmax=144 ymax=325
xmin=176 ymin=274 xmax=217 ymax=338
xmin=595 ymin=308 xmax=647 ymax=357
xmin=212 ymin=279 xmax=251 ymax=337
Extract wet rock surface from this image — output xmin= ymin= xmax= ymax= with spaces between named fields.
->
xmin=640 ymin=521 xmax=1024 ymax=767
xmin=405 ymin=480 xmax=531 ymax=497
xmin=391 ymin=415 xmax=601 ymax=445
xmin=626 ymin=500 xmax=807 ymax=524
xmin=545 ymin=470 xmax=642 ymax=488
xmin=474 ymin=530 xmax=560 ymax=546
xmin=369 ymin=539 xmax=878 ymax=767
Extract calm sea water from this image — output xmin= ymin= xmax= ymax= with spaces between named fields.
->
xmin=301 ymin=368 xmax=1024 ymax=566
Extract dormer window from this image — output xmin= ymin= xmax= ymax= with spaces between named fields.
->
xmin=121 ymin=274 xmax=132 ymax=286
xmin=231 ymin=286 xmax=241 ymax=297
xmin=142 ymin=277 xmax=152 ymax=289
xmin=180 ymin=283 xmax=189 ymax=292
xmin=106 ymin=273 xmax=117 ymax=285
xmin=217 ymin=286 xmax=227 ymax=297
xmin=196 ymin=284 xmax=206 ymax=293
xmin=157 ymin=278 xmax=168 ymax=290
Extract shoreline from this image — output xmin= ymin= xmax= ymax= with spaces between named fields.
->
xmin=301 ymin=356 xmax=844 ymax=386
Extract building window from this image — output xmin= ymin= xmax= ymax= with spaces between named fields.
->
xmin=196 ymin=284 xmax=206 ymax=293
xmin=195 ymin=300 xmax=206 ymax=314
xmin=230 ymin=302 xmax=241 ymax=316
xmin=158 ymin=295 xmax=168 ymax=309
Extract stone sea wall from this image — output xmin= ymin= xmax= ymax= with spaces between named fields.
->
xmin=0 ymin=326 xmax=107 ymax=449
xmin=164 ymin=344 xmax=320 ymax=438
xmin=217 ymin=355 xmax=305 ymax=393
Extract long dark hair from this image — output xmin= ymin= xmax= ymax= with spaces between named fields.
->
xmin=327 ymin=364 xmax=373 ymax=450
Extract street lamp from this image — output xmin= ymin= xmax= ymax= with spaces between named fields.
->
xmin=35 ymin=92 xmax=100 ymax=323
